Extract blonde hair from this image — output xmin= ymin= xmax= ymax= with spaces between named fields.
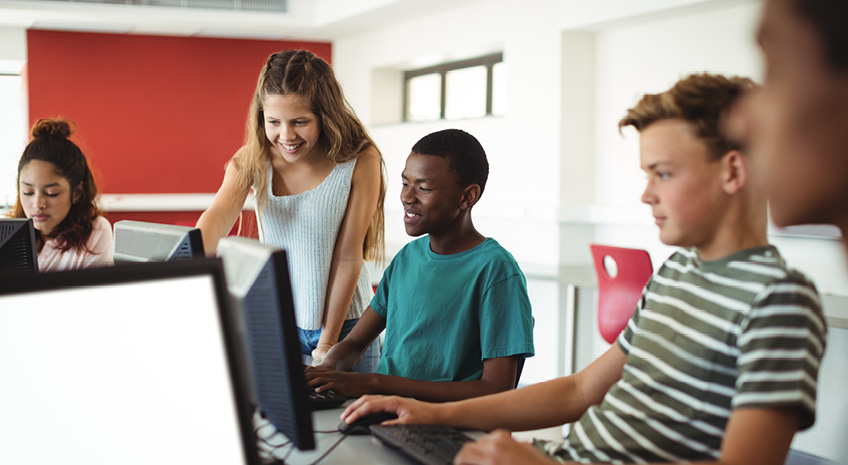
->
xmin=619 ymin=73 xmax=756 ymax=160
xmin=232 ymin=50 xmax=386 ymax=262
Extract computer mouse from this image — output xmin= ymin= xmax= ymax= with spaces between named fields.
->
xmin=337 ymin=411 xmax=399 ymax=435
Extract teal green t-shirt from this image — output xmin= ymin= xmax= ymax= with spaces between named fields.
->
xmin=371 ymin=236 xmax=534 ymax=382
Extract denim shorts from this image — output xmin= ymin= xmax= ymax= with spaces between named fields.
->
xmin=298 ymin=318 xmax=381 ymax=373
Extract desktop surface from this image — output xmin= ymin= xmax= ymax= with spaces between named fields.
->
xmin=264 ymin=401 xmax=484 ymax=465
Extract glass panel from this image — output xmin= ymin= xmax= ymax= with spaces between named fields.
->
xmin=491 ymin=62 xmax=507 ymax=116
xmin=406 ymin=73 xmax=441 ymax=122
xmin=445 ymin=65 xmax=486 ymax=120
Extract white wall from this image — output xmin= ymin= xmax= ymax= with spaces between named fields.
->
xmin=334 ymin=0 xmax=565 ymax=270
xmin=334 ymin=0 xmax=847 ymax=456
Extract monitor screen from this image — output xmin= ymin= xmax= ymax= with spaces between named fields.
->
xmin=217 ymin=236 xmax=315 ymax=451
xmin=0 ymin=260 xmax=259 ymax=465
xmin=113 ymin=220 xmax=205 ymax=263
xmin=0 ymin=218 xmax=38 ymax=273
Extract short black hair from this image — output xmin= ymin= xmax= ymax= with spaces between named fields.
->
xmin=410 ymin=129 xmax=489 ymax=194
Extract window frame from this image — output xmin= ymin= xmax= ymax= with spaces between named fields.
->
xmin=402 ymin=52 xmax=503 ymax=122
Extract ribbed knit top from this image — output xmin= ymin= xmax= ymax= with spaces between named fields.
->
xmin=257 ymin=159 xmax=371 ymax=330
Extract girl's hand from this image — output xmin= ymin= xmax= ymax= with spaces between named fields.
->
xmin=311 ymin=343 xmax=335 ymax=363
xmin=453 ymin=430 xmax=553 ymax=465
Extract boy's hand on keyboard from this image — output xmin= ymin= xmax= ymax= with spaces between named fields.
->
xmin=453 ymin=430 xmax=551 ymax=465
xmin=342 ymin=395 xmax=442 ymax=426
xmin=304 ymin=366 xmax=375 ymax=397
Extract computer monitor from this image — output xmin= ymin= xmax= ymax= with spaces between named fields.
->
xmin=217 ymin=236 xmax=315 ymax=451
xmin=0 ymin=259 xmax=260 ymax=465
xmin=0 ymin=218 xmax=38 ymax=273
xmin=113 ymin=219 xmax=205 ymax=263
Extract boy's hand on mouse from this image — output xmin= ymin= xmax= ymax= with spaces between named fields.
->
xmin=304 ymin=366 xmax=376 ymax=397
xmin=453 ymin=430 xmax=552 ymax=465
xmin=341 ymin=395 xmax=442 ymax=426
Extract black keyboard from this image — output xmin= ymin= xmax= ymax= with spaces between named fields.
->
xmin=307 ymin=387 xmax=346 ymax=410
xmin=369 ymin=424 xmax=474 ymax=465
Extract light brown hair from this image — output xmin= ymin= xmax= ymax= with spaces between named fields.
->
xmin=619 ymin=73 xmax=756 ymax=160
xmin=232 ymin=50 xmax=386 ymax=262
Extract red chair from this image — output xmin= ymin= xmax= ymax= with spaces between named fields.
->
xmin=589 ymin=244 xmax=653 ymax=344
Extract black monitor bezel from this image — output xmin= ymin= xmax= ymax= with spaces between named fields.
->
xmin=0 ymin=259 xmax=260 ymax=465
xmin=217 ymin=237 xmax=316 ymax=451
xmin=263 ymin=248 xmax=315 ymax=450
xmin=0 ymin=217 xmax=38 ymax=274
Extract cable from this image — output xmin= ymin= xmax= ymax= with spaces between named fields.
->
xmin=306 ymin=434 xmax=347 ymax=465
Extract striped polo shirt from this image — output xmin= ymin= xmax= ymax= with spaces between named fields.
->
xmin=539 ymin=246 xmax=826 ymax=463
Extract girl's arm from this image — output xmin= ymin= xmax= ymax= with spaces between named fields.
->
xmin=313 ymin=147 xmax=382 ymax=359
xmin=196 ymin=161 xmax=251 ymax=256
xmin=315 ymin=307 xmax=386 ymax=371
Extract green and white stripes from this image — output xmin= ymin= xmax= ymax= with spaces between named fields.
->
xmin=540 ymin=246 xmax=826 ymax=464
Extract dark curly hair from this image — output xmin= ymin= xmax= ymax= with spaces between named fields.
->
xmin=12 ymin=119 xmax=101 ymax=253
xmin=410 ymin=129 xmax=489 ymax=195
xmin=618 ymin=73 xmax=757 ymax=160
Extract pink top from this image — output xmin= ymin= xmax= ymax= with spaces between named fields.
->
xmin=38 ymin=216 xmax=114 ymax=272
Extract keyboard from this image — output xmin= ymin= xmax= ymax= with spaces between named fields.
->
xmin=307 ymin=387 xmax=346 ymax=410
xmin=369 ymin=424 xmax=474 ymax=465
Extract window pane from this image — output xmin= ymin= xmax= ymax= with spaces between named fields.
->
xmin=406 ymin=73 xmax=441 ymax=122
xmin=491 ymin=62 xmax=507 ymax=116
xmin=444 ymin=65 xmax=486 ymax=120
xmin=0 ymin=75 xmax=27 ymax=210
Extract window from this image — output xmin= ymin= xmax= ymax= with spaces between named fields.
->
xmin=0 ymin=74 xmax=27 ymax=210
xmin=403 ymin=53 xmax=504 ymax=122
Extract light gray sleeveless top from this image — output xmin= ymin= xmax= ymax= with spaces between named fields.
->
xmin=257 ymin=159 xmax=372 ymax=330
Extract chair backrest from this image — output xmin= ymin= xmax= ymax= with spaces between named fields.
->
xmin=589 ymin=244 xmax=653 ymax=344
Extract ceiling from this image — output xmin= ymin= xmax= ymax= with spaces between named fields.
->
xmin=0 ymin=0 xmax=480 ymax=41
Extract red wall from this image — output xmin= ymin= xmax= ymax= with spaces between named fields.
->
xmin=26 ymin=30 xmax=330 ymax=232
xmin=26 ymin=30 xmax=331 ymax=195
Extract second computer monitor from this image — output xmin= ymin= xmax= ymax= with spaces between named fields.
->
xmin=0 ymin=218 xmax=38 ymax=274
xmin=113 ymin=220 xmax=205 ymax=263
xmin=217 ymin=236 xmax=315 ymax=451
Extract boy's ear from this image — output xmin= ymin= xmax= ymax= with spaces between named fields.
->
xmin=721 ymin=150 xmax=748 ymax=195
xmin=459 ymin=184 xmax=482 ymax=210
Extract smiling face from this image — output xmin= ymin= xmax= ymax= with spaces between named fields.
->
xmin=263 ymin=94 xmax=322 ymax=164
xmin=18 ymin=159 xmax=80 ymax=237
xmin=640 ymin=120 xmax=727 ymax=249
xmin=740 ymin=0 xmax=848 ymax=227
xmin=400 ymin=153 xmax=467 ymax=238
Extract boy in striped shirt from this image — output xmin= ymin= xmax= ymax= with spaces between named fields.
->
xmin=340 ymin=73 xmax=827 ymax=465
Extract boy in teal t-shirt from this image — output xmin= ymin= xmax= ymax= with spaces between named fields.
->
xmin=305 ymin=129 xmax=534 ymax=402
